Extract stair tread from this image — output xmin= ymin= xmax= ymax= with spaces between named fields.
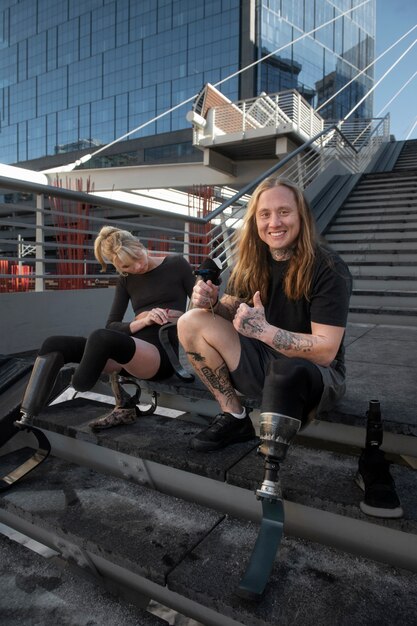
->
xmin=0 ymin=451 xmax=224 ymax=587
xmin=0 ymin=533 xmax=167 ymax=626
xmin=228 ymin=445 xmax=417 ymax=532
xmin=33 ymin=397 xmax=258 ymax=481
xmin=168 ymin=517 xmax=417 ymax=626
xmin=2 ymin=451 xmax=416 ymax=626
xmin=25 ymin=398 xmax=417 ymax=519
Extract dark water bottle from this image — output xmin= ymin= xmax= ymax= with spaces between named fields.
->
xmin=365 ymin=399 xmax=383 ymax=449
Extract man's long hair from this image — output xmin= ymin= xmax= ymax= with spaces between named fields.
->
xmin=227 ymin=177 xmax=318 ymax=303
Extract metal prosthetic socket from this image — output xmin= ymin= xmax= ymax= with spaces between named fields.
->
xmin=237 ymin=412 xmax=301 ymax=601
xmin=16 ymin=352 xmax=64 ymax=427
xmin=257 ymin=412 xmax=302 ymax=499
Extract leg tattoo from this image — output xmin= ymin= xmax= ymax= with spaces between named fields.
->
xmin=186 ymin=352 xmax=236 ymax=407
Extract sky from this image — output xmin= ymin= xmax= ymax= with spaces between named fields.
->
xmin=374 ymin=0 xmax=417 ymax=140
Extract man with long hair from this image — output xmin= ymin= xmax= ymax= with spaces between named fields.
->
xmin=178 ymin=177 xmax=352 ymax=451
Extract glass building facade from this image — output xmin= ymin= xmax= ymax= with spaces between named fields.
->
xmin=0 ymin=0 xmax=375 ymax=167
xmin=258 ymin=0 xmax=375 ymax=120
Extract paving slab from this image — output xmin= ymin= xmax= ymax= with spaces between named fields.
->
xmin=32 ymin=398 xmax=258 ymax=481
xmin=0 ymin=451 xmax=223 ymax=586
xmin=0 ymin=533 xmax=167 ymax=626
xmin=227 ymin=444 xmax=417 ymax=533
xmin=168 ymin=517 xmax=417 ymax=626
xmin=316 ymin=323 xmax=417 ymax=435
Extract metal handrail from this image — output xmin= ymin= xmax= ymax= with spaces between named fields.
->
xmin=0 ymin=115 xmax=390 ymax=291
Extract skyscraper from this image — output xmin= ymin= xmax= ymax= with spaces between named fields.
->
xmin=0 ymin=0 xmax=375 ymax=169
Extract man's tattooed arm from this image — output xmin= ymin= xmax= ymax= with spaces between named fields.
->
xmin=213 ymin=294 xmax=242 ymax=321
xmin=272 ymin=328 xmax=316 ymax=353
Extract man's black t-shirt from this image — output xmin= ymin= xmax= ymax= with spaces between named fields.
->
xmin=264 ymin=246 xmax=352 ymax=364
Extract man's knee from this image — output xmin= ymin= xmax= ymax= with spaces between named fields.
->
xmin=177 ymin=309 xmax=207 ymax=343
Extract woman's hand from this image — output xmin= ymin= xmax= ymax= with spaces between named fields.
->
xmin=143 ymin=308 xmax=171 ymax=326
xmin=191 ymin=279 xmax=219 ymax=310
xmin=137 ymin=308 xmax=183 ymax=326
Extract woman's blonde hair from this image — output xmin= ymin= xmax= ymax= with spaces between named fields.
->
xmin=94 ymin=226 xmax=146 ymax=273
xmin=227 ymin=177 xmax=317 ymax=303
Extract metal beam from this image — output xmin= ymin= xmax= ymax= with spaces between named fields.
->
xmin=44 ymin=160 xmax=279 ymax=192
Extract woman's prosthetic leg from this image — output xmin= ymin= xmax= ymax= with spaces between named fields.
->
xmin=2 ymin=351 xmax=65 ymax=491
xmin=16 ymin=352 xmax=65 ymax=427
xmin=16 ymin=336 xmax=87 ymax=428
xmin=238 ymin=358 xmax=322 ymax=600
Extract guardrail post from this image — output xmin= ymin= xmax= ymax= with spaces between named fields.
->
xmin=35 ymin=194 xmax=45 ymax=292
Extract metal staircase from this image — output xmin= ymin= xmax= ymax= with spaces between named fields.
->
xmin=324 ymin=140 xmax=417 ymax=325
xmin=393 ymin=139 xmax=417 ymax=171
xmin=1 ymin=127 xmax=417 ymax=623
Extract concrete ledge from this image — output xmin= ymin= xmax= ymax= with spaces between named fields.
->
xmin=0 ymin=452 xmax=223 ymax=587
xmin=168 ymin=517 xmax=417 ymax=626
xmin=0 ymin=533 xmax=168 ymax=626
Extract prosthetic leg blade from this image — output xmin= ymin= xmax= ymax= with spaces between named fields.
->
xmin=0 ymin=426 xmax=51 ymax=492
xmin=237 ymin=497 xmax=284 ymax=601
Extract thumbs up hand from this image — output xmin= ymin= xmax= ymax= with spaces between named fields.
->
xmin=233 ymin=291 xmax=268 ymax=338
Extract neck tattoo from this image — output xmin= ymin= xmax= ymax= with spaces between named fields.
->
xmin=270 ymin=247 xmax=294 ymax=261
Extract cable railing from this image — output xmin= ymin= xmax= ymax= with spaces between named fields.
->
xmin=0 ymin=113 xmax=390 ymax=292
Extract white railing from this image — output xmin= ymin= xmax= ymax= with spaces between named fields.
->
xmin=0 ymin=114 xmax=390 ymax=293
xmin=196 ymin=90 xmax=324 ymax=145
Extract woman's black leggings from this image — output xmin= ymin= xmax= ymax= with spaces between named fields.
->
xmin=39 ymin=329 xmax=136 ymax=392
xmin=261 ymin=356 xmax=324 ymax=424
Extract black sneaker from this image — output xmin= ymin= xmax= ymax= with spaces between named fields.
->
xmin=355 ymin=448 xmax=403 ymax=519
xmin=190 ymin=412 xmax=256 ymax=452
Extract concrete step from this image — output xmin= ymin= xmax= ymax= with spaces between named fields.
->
xmin=340 ymin=252 xmax=417 ymax=263
xmin=350 ymin=290 xmax=417 ymax=308
xmin=1 ymin=449 xmax=416 ymax=626
xmin=331 ymin=241 xmax=417 ymax=252
xmin=327 ymin=222 xmax=417 ymax=233
xmin=0 ymin=532 xmax=168 ymax=626
xmin=333 ymin=215 xmax=417 ymax=226
xmin=325 ymin=232 xmax=417 ymax=242
xmin=350 ymin=277 xmax=417 ymax=290
xmin=361 ymin=172 xmax=417 ymax=184
xmin=347 ymin=265 xmax=417 ymax=277
xmin=344 ymin=193 xmax=417 ymax=205
xmin=348 ymin=185 xmax=417 ymax=196
xmin=347 ymin=306 xmax=417 ymax=327
xmin=339 ymin=206 xmax=417 ymax=217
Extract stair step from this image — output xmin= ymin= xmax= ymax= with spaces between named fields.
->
xmin=350 ymin=277 xmax=417 ymax=290
xmin=340 ymin=253 xmax=417 ymax=263
xmin=1 ymin=449 xmax=416 ymax=626
xmin=340 ymin=207 xmax=417 ymax=217
xmin=169 ymin=517 xmax=417 ymax=626
xmin=331 ymin=241 xmax=417 ymax=252
xmin=350 ymin=292 xmax=417 ymax=307
xmin=344 ymin=194 xmax=417 ymax=205
xmin=0 ymin=532 xmax=167 ymax=626
xmin=328 ymin=222 xmax=417 ymax=233
xmin=325 ymin=232 xmax=417 ymax=242
xmin=348 ymin=265 xmax=417 ymax=277
xmin=333 ymin=216 xmax=417 ymax=226
xmin=348 ymin=306 xmax=417 ymax=326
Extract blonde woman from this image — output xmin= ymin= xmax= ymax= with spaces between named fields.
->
xmin=20 ymin=227 xmax=194 ymax=430
xmin=178 ymin=177 xmax=352 ymax=451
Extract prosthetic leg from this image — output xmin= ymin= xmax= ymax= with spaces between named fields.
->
xmin=88 ymin=371 xmax=159 ymax=431
xmin=237 ymin=412 xmax=301 ymax=600
xmin=17 ymin=352 xmax=65 ymax=427
xmin=1 ymin=352 xmax=64 ymax=491
xmin=355 ymin=400 xmax=403 ymax=518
